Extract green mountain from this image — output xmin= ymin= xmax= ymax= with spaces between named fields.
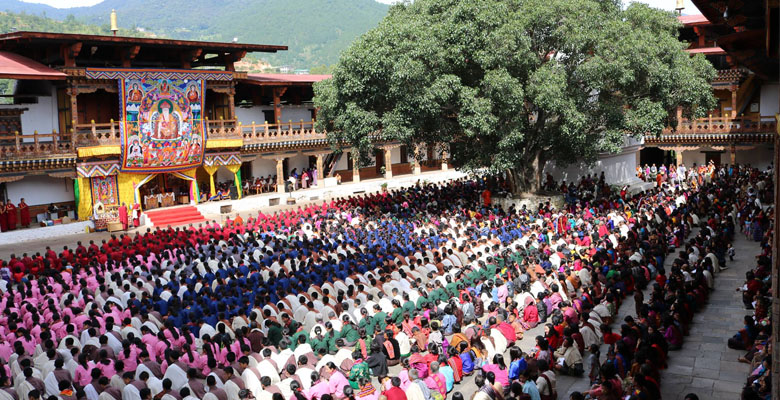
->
xmin=1 ymin=0 xmax=390 ymax=69
xmin=0 ymin=11 xmax=143 ymax=37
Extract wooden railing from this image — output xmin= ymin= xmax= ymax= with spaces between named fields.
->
xmin=660 ymin=115 xmax=776 ymax=135
xmin=73 ymin=120 xmax=122 ymax=147
xmin=0 ymin=131 xmax=76 ymax=160
xmin=207 ymin=119 xmax=327 ymax=144
xmin=70 ymin=119 xmax=327 ymax=147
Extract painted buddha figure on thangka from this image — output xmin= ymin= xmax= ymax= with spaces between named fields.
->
xmin=152 ymin=99 xmax=181 ymax=140
xmin=120 ymin=75 xmax=205 ymax=171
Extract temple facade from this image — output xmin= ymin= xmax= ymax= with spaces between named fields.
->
xmin=640 ymin=8 xmax=778 ymax=171
xmin=0 ymin=31 xmax=445 ymax=226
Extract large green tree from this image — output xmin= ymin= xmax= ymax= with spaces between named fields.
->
xmin=314 ymin=0 xmax=716 ymax=191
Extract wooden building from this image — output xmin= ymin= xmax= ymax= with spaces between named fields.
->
xmin=640 ymin=5 xmax=778 ymax=170
xmin=0 ymin=31 xmax=445 ymax=224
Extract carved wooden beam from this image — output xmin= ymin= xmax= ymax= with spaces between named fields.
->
xmin=180 ymin=48 xmax=203 ymax=69
xmin=60 ymin=42 xmax=83 ymax=68
xmin=121 ymin=45 xmax=141 ymax=68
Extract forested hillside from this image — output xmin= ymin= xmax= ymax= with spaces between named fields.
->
xmin=1 ymin=0 xmax=390 ymax=69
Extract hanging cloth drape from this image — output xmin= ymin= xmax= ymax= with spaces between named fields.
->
xmin=76 ymin=177 xmax=93 ymax=221
xmin=225 ymin=164 xmax=242 ymax=199
xmin=170 ymin=168 xmax=199 ymax=204
xmin=203 ymin=165 xmax=220 ymax=197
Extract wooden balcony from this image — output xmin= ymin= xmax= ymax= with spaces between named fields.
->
xmin=70 ymin=119 xmax=328 ymax=149
xmin=0 ymin=131 xmax=76 ymax=161
xmin=206 ymin=119 xmax=328 ymax=148
xmin=73 ymin=120 xmax=122 ymax=147
xmin=647 ymin=115 xmax=777 ymax=144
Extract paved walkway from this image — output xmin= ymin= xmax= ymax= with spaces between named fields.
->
xmin=658 ymin=231 xmax=757 ymax=400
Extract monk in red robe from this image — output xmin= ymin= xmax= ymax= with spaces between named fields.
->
xmin=0 ymin=201 xmax=7 ymax=232
xmin=118 ymin=202 xmax=129 ymax=230
xmin=132 ymin=203 xmax=141 ymax=227
xmin=18 ymin=199 xmax=30 ymax=228
xmin=481 ymin=189 xmax=491 ymax=207
xmin=6 ymin=202 xmax=17 ymax=231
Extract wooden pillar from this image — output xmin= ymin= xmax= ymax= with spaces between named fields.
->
xmin=730 ymin=144 xmax=736 ymax=165
xmin=352 ymin=149 xmax=361 ymax=183
xmin=731 ymin=86 xmax=738 ymax=119
xmin=228 ymin=84 xmax=236 ymax=121
xmin=276 ymin=157 xmax=286 ymax=193
xmin=316 ymin=154 xmax=325 ymax=187
xmin=441 ymin=143 xmax=449 ymax=171
xmin=412 ymin=144 xmax=422 ymax=175
xmin=384 ymin=148 xmax=393 ymax=179
xmin=273 ymin=87 xmax=287 ymax=125
xmin=675 ymin=149 xmax=683 ymax=166
xmin=68 ymin=87 xmax=79 ymax=126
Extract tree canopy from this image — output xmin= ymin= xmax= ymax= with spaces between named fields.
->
xmin=314 ymin=0 xmax=716 ymax=190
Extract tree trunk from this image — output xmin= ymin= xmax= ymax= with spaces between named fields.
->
xmin=505 ymin=168 xmax=518 ymax=194
xmin=512 ymin=150 xmax=547 ymax=194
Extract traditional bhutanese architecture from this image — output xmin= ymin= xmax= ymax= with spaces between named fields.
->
xmin=640 ymin=4 xmax=779 ymax=170
xmin=0 ymin=31 xmax=446 ymax=225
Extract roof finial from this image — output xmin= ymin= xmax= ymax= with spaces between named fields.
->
xmin=110 ymin=10 xmax=118 ymax=36
xmin=675 ymin=0 xmax=685 ymax=15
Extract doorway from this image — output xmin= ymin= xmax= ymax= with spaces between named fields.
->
xmin=704 ymin=152 xmax=722 ymax=167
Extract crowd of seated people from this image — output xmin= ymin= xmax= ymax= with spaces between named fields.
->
xmin=0 ymin=163 xmax=771 ymax=400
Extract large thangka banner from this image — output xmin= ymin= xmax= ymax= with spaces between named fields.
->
xmin=86 ymin=69 xmax=232 ymax=172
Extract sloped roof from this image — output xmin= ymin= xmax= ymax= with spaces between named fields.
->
xmin=0 ymin=51 xmax=66 ymax=80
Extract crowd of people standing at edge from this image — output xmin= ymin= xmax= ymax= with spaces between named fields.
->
xmin=206 ymin=167 xmax=321 ymax=201
xmin=0 ymin=161 xmax=771 ymax=400
xmin=0 ymin=198 xmax=31 ymax=232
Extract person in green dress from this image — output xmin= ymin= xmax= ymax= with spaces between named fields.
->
xmin=266 ymin=320 xmax=283 ymax=347
xmin=372 ymin=304 xmax=388 ymax=332
xmin=323 ymin=321 xmax=340 ymax=354
xmin=348 ymin=350 xmax=371 ymax=389
xmin=357 ymin=308 xmax=375 ymax=334
xmin=309 ymin=326 xmax=330 ymax=354
xmin=339 ymin=315 xmax=360 ymax=346
xmin=402 ymin=293 xmax=416 ymax=315
xmin=390 ymin=299 xmax=404 ymax=324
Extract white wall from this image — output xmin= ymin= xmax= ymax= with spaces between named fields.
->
xmin=679 ymin=147 xmax=730 ymax=167
xmin=735 ymin=145 xmax=774 ymax=170
xmin=544 ymin=150 xmax=639 ymax=186
xmin=215 ymin=167 xmax=235 ymax=184
xmin=390 ymin=147 xmax=401 ymax=164
xmin=281 ymin=106 xmax=314 ymax=124
xmin=287 ymin=154 xmax=311 ymax=174
xmin=235 ymin=105 xmax=314 ymax=125
xmin=6 ymin=175 xmax=74 ymax=206
xmin=760 ymin=83 xmax=779 ymax=119
xmin=333 ymin=151 xmax=350 ymax=171
xmin=251 ymin=158 xmax=278 ymax=178
xmin=0 ymin=83 xmax=58 ymax=139
xmin=235 ymin=105 xmax=269 ymax=125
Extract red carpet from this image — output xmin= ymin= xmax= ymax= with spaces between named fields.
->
xmin=144 ymin=206 xmax=207 ymax=227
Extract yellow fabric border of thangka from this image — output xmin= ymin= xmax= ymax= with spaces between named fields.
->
xmin=77 ymin=146 xmax=122 ymax=157
xmin=206 ymin=139 xmax=243 ymax=149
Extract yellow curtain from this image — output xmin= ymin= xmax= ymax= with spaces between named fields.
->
xmin=172 ymin=168 xmax=199 ymax=204
xmin=77 ymin=177 xmax=92 ymax=221
xmin=203 ymin=165 xmax=219 ymax=197
xmin=225 ymin=164 xmax=242 ymax=199
xmin=117 ymin=172 xmax=153 ymax=210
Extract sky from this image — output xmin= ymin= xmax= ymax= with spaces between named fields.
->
xmin=23 ymin=0 xmax=701 ymax=13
